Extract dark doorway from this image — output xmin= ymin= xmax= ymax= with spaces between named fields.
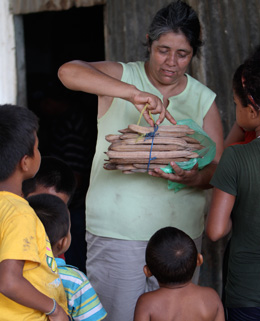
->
xmin=23 ymin=5 xmax=105 ymax=273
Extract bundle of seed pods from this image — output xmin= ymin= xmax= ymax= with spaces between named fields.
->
xmin=103 ymin=124 xmax=204 ymax=174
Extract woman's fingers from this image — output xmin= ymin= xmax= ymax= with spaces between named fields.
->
xmin=142 ymin=110 xmax=156 ymax=127
xmin=165 ymin=110 xmax=177 ymax=124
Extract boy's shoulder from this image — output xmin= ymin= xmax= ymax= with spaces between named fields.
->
xmin=192 ymin=284 xmax=221 ymax=300
xmin=0 ymin=191 xmax=36 ymax=219
xmin=135 ymin=285 xmax=224 ymax=321
xmin=55 ymin=258 xmax=88 ymax=283
xmin=56 ymin=258 xmax=99 ymax=302
xmin=137 ymin=284 xmax=221 ymax=308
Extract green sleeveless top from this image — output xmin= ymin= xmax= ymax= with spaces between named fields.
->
xmin=85 ymin=61 xmax=216 ymax=240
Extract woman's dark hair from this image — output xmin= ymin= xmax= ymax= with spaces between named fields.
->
xmin=146 ymin=0 xmax=202 ymax=58
xmin=0 ymin=104 xmax=39 ymax=181
xmin=27 ymin=193 xmax=70 ymax=246
xmin=233 ymin=46 xmax=260 ymax=110
xmin=146 ymin=227 xmax=197 ymax=285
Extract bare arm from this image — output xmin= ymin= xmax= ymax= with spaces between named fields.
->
xmin=206 ymin=188 xmax=235 ymax=241
xmin=0 ymin=259 xmax=68 ymax=320
xmin=149 ymin=101 xmax=224 ymax=189
xmin=210 ymin=289 xmax=225 ymax=321
xmin=215 ymin=303 xmax=226 ymax=321
xmin=58 ymin=60 xmax=176 ymax=126
xmin=133 ymin=295 xmax=151 ymax=321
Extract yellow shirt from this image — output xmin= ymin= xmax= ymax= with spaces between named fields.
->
xmin=0 ymin=191 xmax=68 ymax=320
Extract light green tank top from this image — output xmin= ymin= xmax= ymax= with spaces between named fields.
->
xmin=85 ymin=61 xmax=216 ymax=240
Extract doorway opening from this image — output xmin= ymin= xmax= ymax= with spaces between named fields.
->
xmin=23 ymin=5 xmax=105 ymax=273
xmin=23 ymin=4 xmax=104 ymax=190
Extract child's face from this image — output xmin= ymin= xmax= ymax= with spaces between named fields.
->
xmin=28 ymin=185 xmax=70 ymax=205
xmin=27 ymin=134 xmax=41 ymax=179
xmin=63 ymin=210 xmax=72 ymax=253
xmin=234 ymin=92 xmax=253 ymax=131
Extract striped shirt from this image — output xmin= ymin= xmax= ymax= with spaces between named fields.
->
xmin=56 ymin=258 xmax=107 ymax=320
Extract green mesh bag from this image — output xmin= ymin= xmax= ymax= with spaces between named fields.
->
xmin=160 ymin=119 xmax=216 ymax=192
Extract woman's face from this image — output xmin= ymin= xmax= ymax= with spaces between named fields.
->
xmin=147 ymin=31 xmax=193 ymax=87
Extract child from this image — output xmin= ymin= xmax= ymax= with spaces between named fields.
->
xmin=27 ymin=193 xmax=107 ymax=321
xmin=22 ymin=155 xmax=76 ymax=205
xmin=206 ymin=48 xmax=260 ymax=320
xmin=23 ymin=155 xmax=86 ymax=273
xmin=134 ymin=226 xmax=225 ymax=321
xmin=23 ymin=155 xmax=77 ymax=261
xmin=0 ymin=104 xmax=69 ymax=320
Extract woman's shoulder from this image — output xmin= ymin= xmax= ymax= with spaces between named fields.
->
xmin=186 ymin=74 xmax=215 ymax=95
xmin=119 ymin=61 xmax=144 ymax=74
xmin=119 ymin=61 xmax=144 ymax=68
xmin=120 ymin=61 xmax=147 ymax=83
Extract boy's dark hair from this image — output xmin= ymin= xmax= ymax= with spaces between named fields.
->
xmin=146 ymin=227 xmax=197 ymax=285
xmin=146 ymin=0 xmax=202 ymax=58
xmin=22 ymin=156 xmax=76 ymax=202
xmin=0 ymin=104 xmax=39 ymax=181
xmin=27 ymin=193 xmax=69 ymax=246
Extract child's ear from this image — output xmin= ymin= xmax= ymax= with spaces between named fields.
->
xmin=20 ymin=155 xmax=30 ymax=172
xmin=197 ymin=253 xmax=203 ymax=267
xmin=55 ymin=236 xmax=69 ymax=256
xmin=248 ymin=105 xmax=258 ymax=119
xmin=143 ymin=265 xmax=153 ymax=278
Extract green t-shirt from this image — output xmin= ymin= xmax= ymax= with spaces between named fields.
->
xmin=86 ymin=61 xmax=216 ymax=241
xmin=211 ymin=139 xmax=260 ymax=307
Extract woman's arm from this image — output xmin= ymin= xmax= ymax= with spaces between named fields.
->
xmin=0 ymin=259 xmax=69 ymax=320
xmin=58 ymin=60 xmax=176 ymax=126
xmin=206 ymin=188 xmax=235 ymax=241
xmin=202 ymin=101 xmax=224 ymax=163
xmin=149 ymin=101 xmax=224 ymax=189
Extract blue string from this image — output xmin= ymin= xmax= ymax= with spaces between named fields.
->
xmin=145 ymin=125 xmax=158 ymax=171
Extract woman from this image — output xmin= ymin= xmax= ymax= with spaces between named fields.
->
xmin=58 ymin=1 xmax=223 ymax=320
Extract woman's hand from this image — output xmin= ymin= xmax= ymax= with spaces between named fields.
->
xmin=148 ymin=161 xmax=199 ymax=186
xmin=149 ymin=162 xmax=218 ymax=189
xmin=131 ymin=90 xmax=176 ymax=126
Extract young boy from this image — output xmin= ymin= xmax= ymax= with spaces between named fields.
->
xmin=134 ymin=227 xmax=225 ymax=321
xmin=22 ymin=155 xmax=76 ymax=205
xmin=0 ymin=104 xmax=69 ymax=320
xmin=23 ymin=156 xmax=77 ymax=262
xmin=27 ymin=193 xmax=107 ymax=321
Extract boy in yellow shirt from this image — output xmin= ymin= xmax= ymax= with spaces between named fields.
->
xmin=0 ymin=104 xmax=70 ymax=320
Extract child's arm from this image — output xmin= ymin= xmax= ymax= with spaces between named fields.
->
xmin=206 ymin=288 xmax=225 ymax=321
xmin=206 ymin=187 xmax=235 ymax=241
xmin=0 ymin=259 xmax=69 ymax=320
xmin=213 ymin=294 xmax=225 ymax=321
xmin=133 ymin=295 xmax=151 ymax=321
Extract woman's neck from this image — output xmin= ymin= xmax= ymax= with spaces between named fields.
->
xmin=144 ymin=62 xmax=188 ymax=101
